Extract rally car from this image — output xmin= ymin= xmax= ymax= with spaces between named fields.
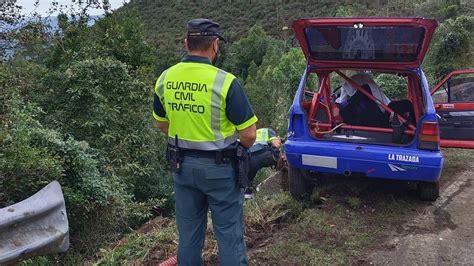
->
xmin=285 ymin=18 xmax=473 ymax=201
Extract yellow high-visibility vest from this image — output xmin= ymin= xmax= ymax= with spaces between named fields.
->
xmin=255 ymin=128 xmax=278 ymax=144
xmin=154 ymin=62 xmax=239 ymax=150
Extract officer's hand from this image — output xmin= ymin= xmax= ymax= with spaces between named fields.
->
xmin=271 ymin=138 xmax=282 ymax=149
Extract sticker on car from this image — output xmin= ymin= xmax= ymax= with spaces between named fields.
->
xmin=388 ymin=154 xmax=420 ymax=163
xmin=388 ymin=164 xmax=419 ymax=172
xmin=388 ymin=164 xmax=406 ymax=172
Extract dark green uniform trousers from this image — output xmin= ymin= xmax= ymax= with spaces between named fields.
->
xmin=173 ymin=156 xmax=247 ymax=265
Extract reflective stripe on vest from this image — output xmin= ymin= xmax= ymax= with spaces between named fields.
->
xmin=155 ymin=62 xmax=237 ymax=150
xmin=254 ymin=128 xmax=270 ymax=145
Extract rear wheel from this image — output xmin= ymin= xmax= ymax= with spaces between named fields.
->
xmin=288 ymin=164 xmax=314 ymax=199
xmin=417 ymin=181 xmax=439 ymax=201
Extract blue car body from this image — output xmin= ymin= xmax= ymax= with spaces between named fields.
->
xmin=287 ymin=18 xmax=445 ymax=184
xmin=286 ymin=67 xmax=444 ymax=182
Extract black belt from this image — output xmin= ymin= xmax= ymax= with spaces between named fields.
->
xmin=182 ymin=149 xmax=236 ymax=158
xmin=181 ymin=148 xmax=237 ymax=164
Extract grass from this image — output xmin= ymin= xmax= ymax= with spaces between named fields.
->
xmin=441 ymin=148 xmax=474 ymax=183
xmin=253 ymin=167 xmax=276 ymax=187
xmin=95 ymin=193 xmax=304 ymax=265
xmin=249 ymin=178 xmax=423 ymax=264
xmin=95 ymin=219 xmax=177 ymax=265
xmin=93 ymin=148 xmax=474 ymax=265
xmin=254 ymin=148 xmax=474 ymax=264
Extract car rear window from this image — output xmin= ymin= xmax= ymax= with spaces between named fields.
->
xmin=304 ymin=25 xmax=425 ymax=62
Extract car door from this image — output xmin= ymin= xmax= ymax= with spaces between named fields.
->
xmin=431 ymin=70 xmax=474 ymax=149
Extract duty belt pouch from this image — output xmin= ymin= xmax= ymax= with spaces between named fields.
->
xmin=167 ymin=144 xmax=183 ymax=173
xmin=235 ymin=144 xmax=250 ymax=188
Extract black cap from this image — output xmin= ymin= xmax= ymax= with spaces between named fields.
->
xmin=187 ymin=18 xmax=225 ymax=42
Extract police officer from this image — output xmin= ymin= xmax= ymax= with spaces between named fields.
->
xmin=153 ymin=18 xmax=257 ymax=265
xmin=245 ymin=128 xmax=281 ymax=198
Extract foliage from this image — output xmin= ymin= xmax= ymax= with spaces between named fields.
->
xmin=374 ymin=74 xmax=407 ymax=100
xmin=1 ymin=7 xmax=172 ymax=260
xmin=46 ymin=9 xmax=156 ymax=72
xmin=245 ymin=47 xmax=306 ymax=135
xmin=425 ymin=15 xmax=474 ymax=80
xmin=2 ymin=0 xmax=474 ymax=263
xmin=96 ymin=219 xmax=178 ymax=265
xmin=0 ymin=94 xmax=62 ymax=207
xmin=0 ymin=65 xmax=131 ymax=252
xmin=222 ymin=25 xmax=284 ymax=80
xmin=34 ymin=58 xmax=170 ymax=205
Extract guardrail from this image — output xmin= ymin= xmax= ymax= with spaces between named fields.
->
xmin=0 ymin=181 xmax=69 ymax=264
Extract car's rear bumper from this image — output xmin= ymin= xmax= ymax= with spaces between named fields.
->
xmin=285 ymin=139 xmax=443 ymax=182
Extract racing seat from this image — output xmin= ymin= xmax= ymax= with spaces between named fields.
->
xmin=340 ymin=84 xmax=390 ymax=128
xmin=387 ymin=100 xmax=415 ymax=126
xmin=387 ymin=99 xmax=415 ymax=143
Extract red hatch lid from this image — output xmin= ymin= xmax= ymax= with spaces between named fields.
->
xmin=292 ymin=18 xmax=438 ymax=69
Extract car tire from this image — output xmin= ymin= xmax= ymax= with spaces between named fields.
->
xmin=417 ymin=181 xmax=439 ymax=201
xmin=288 ymin=164 xmax=314 ymax=199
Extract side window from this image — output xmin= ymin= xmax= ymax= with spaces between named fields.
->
xmin=449 ymin=77 xmax=474 ymax=102
xmin=433 ymin=73 xmax=474 ymax=103
xmin=432 ymin=85 xmax=448 ymax=103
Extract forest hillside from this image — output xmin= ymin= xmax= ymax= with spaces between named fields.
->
xmin=0 ymin=0 xmax=473 ymax=263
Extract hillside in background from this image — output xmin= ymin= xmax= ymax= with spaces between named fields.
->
xmin=123 ymin=0 xmax=473 ymax=129
xmin=126 ymin=0 xmax=472 ymax=46
xmin=1 ymin=0 xmax=473 ymax=264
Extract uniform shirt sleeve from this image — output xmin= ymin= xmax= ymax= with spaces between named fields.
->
xmin=267 ymin=128 xmax=278 ymax=142
xmin=226 ymin=78 xmax=258 ymax=130
xmin=153 ymin=94 xmax=168 ymax=122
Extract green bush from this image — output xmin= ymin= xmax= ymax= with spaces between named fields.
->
xmin=424 ymin=15 xmax=474 ymax=80
xmin=223 ymin=25 xmax=283 ymax=80
xmin=245 ymin=47 xmax=306 ymax=135
xmin=0 ymin=85 xmax=130 ymax=248
xmin=374 ymin=74 xmax=407 ymax=100
xmin=34 ymin=58 xmax=170 ymax=205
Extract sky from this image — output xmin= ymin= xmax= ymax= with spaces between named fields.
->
xmin=17 ymin=0 xmax=129 ymax=16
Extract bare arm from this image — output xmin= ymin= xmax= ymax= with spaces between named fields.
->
xmin=154 ymin=121 xmax=169 ymax=135
xmin=238 ymin=124 xmax=256 ymax=148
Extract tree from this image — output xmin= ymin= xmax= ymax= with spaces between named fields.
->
xmin=425 ymin=15 xmax=474 ymax=80
xmin=0 ymin=62 xmax=133 ymax=254
xmin=374 ymin=74 xmax=407 ymax=100
xmin=223 ymin=25 xmax=284 ymax=80
xmin=1 ymin=4 xmax=171 ymax=260
xmin=245 ymin=47 xmax=306 ymax=135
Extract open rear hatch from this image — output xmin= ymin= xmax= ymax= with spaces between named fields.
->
xmin=292 ymin=18 xmax=438 ymax=69
xmin=293 ymin=18 xmax=439 ymax=147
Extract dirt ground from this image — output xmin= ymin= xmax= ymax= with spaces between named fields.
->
xmin=100 ymin=150 xmax=474 ymax=265
xmin=254 ymin=150 xmax=474 ymax=265
xmin=361 ymin=163 xmax=474 ymax=265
